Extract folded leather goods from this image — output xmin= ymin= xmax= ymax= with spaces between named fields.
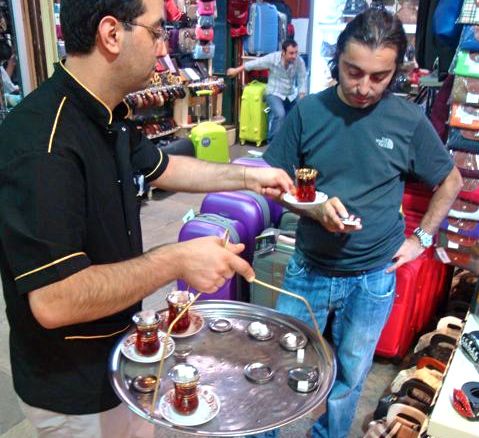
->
xmin=452 ymin=150 xmax=479 ymax=178
xmin=436 ymin=247 xmax=479 ymax=274
xmin=458 ymin=177 xmax=479 ymax=204
xmin=460 ymin=25 xmax=479 ymax=52
xmin=455 ymin=51 xmax=479 ymax=79
xmin=440 ymin=216 xmax=479 ymax=238
xmin=452 ymin=75 xmax=479 ymax=106
xmin=450 ymin=103 xmax=479 ymax=130
xmin=448 ymin=198 xmax=479 ymax=221
xmin=447 ymin=128 xmax=479 ymax=153
xmin=438 ymin=229 xmax=479 ymax=255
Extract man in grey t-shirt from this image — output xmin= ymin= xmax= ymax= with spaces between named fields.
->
xmin=227 ymin=40 xmax=307 ymax=143
xmin=255 ymin=9 xmax=462 ymax=438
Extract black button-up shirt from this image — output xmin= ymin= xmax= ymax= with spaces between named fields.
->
xmin=0 ymin=62 xmax=169 ymax=414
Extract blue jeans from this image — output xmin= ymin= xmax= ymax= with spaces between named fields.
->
xmin=264 ymin=94 xmax=296 ymax=143
xmin=252 ymin=252 xmax=396 ymax=438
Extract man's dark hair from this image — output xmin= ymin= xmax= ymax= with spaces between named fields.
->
xmin=60 ymin=0 xmax=145 ymax=54
xmin=282 ymin=39 xmax=298 ymax=52
xmin=0 ymin=41 xmax=12 ymax=62
xmin=328 ymin=8 xmax=407 ymax=83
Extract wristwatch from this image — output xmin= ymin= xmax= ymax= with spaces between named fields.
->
xmin=413 ymin=227 xmax=433 ymax=248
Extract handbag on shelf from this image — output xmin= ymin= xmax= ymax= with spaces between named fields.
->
xmin=192 ymin=41 xmax=215 ymax=59
xmin=178 ymin=28 xmax=196 ymax=53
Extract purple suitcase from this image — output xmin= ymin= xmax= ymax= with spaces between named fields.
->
xmin=232 ymin=157 xmax=284 ymax=227
xmin=200 ymin=190 xmax=271 ymax=262
xmin=177 ymin=213 xmax=248 ymax=301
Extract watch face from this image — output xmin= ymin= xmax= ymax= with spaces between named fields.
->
xmin=422 ymin=234 xmax=433 ymax=247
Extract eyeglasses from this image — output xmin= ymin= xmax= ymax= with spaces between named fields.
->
xmin=121 ymin=21 xmax=169 ymax=42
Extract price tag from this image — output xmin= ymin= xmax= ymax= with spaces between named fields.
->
xmin=436 ymin=247 xmax=451 ymax=264
xmin=447 ymin=241 xmax=459 ymax=249
xmin=182 ymin=209 xmax=195 ymax=223
xmin=466 ymin=93 xmax=479 ymax=104
xmin=447 ymin=225 xmax=459 ymax=233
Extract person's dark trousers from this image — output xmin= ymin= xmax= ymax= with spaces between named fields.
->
xmin=265 ymin=94 xmax=296 ymax=143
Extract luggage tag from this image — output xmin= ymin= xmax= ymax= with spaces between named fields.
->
xmin=182 ymin=209 xmax=196 ymax=223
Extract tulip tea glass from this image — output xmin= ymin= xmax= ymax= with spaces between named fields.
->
xmin=132 ymin=310 xmax=161 ymax=356
xmin=167 ymin=290 xmax=194 ymax=334
xmin=295 ymin=168 xmax=318 ymax=202
xmin=168 ymin=363 xmax=200 ymax=415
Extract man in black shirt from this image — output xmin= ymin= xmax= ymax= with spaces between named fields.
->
xmin=0 ymin=1 xmax=293 ymax=436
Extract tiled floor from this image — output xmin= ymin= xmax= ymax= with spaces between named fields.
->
xmin=0 ymin=144 xmax=398 ymax=438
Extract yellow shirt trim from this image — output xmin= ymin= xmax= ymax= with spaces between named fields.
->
xmin=59 ymin=61 xmax=113 ymax=125
xmin=14 ymin=252 xmax=87 ymax=281
xmin=64 ymin=324 xmax=130 ymax=340
xmin=48 ymin=96 xmax=67 ymax=153
xmin=145 ymin=149 xmax=164 ymax=179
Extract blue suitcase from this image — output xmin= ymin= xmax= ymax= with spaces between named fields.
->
xmin=177 ymin=213 xmax=248 ymax=301
xmin=244 ymin=3 xmax=279 ymax=55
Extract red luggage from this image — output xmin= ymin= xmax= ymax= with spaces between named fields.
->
xmin=375 ymin=250 xmax=452 ymax=359
xmin=375 ymin=257 xmax=423 ymax=359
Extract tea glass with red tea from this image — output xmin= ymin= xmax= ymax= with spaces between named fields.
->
xmin=166 ymin=291 xmax=194 ymax=334
xmin=168 ymin=363 xmax=200 ymax=415
xmin=132 ymin=310 xmax=161 ymax=356
xmin=295 ymin=168 xmax=318 ymax=202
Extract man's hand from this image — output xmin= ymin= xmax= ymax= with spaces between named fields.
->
xmin=307 ymin=196 xmax=362 ymax=233
xmin=298 ymin=92 xmax=306 ymax=99
xmin=387 ymin=236 xmax=424 ymax=273
xmin=245 ymin=167 xmax=295 ymax=199
xmin=174 ymin=236 xmax=255 ymax=293
xmin=226 ymin=67 xmax=240 ymax=78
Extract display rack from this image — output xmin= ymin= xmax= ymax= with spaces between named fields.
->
xmin=173 ymin=76 xmax=225 ymax=128
xmin=427 ymin=313 xmax=479 ymax=438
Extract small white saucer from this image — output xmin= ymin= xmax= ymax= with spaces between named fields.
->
xmin=158 ymin=310 xmax=205 ymax=338
xmin=283 ymin=192 xmax=328 ymax=210
xmin=120 ymin=332 xmax=175 ymax=363
xmin=159 ymin=386 xmax=220 ymax=426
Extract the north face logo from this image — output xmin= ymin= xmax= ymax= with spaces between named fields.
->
xmin=376 ymin=137 xmax=394 ymax=150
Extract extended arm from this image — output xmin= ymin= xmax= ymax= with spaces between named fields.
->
xmin=226 ymin=53 xmax=273 ymax=78
xmin=29 ymin=237 xmax=253 ymax=329
xmin=388 ymin=166 xmax=463 ymax=272
xmin=150 ymin=155 xmax=294 ymax=199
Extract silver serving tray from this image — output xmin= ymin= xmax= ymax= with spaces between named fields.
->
xmin=109 ymin=300 xmax=336 ymax=436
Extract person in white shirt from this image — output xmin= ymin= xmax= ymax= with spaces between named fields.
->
xmin=227 ymin=39 xmax=307 ymax=143
xmin=0 ymin=41 xmax=19 ymax=94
